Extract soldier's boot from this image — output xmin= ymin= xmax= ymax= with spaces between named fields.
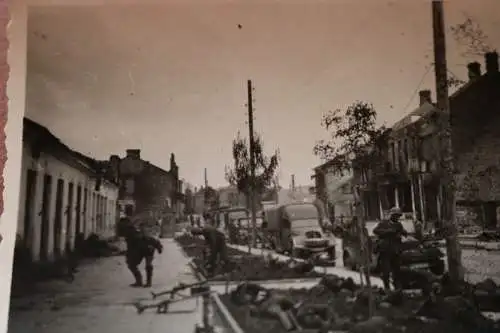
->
xmin=129 ymin=265 xmax=143 ymax=287
xmin=144 ymin=265 xmax=153 ymax=288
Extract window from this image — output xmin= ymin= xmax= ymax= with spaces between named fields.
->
xmin=390 ymin=142 xmax=396 ymax=169
xmin=394 ymin=141 xmax=399 ymax=170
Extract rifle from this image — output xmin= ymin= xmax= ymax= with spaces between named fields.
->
xmin=151 ymin=280 xmax=209 ymax=299
xmin=134 ymin=281 xmax=212 ymax=314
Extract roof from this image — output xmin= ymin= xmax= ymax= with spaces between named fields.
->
xmin=144 ymin=161 xmax=171 ymax=177
xmin=23 ymin=117 xmax=118 ymax=185
xmin=391 ymin=101 xmax=438 ymax=132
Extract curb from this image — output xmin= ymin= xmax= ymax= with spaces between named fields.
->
xmin=174 ymin=239 xmax=245 ymax=333
xmin=227 ymin=243 xmax=385 ymax=288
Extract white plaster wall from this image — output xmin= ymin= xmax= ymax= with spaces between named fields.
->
xmin=18 ymin=143 xmax=119 ymax=261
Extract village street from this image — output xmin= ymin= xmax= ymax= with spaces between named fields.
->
xmin=7 ymin=239 xmax=228 ymax=333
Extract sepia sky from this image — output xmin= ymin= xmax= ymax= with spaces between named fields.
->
xmin=26 ymin=1 xmax=500 ymax=189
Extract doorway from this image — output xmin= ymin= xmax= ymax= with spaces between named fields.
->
xmin=23 ymin=169 xmax=37 ymax=251
xmin=76 ymin=185 xmax=82 ymax=236
xmin=53 ymin=179 xmax=64 ymax=257
xmin=483 ymin=202 xmax=498 ymax=230
xmin=66 ymin=182 xmax=74 ymax=252
xmin=39 ymin=174 xmax=52 ymax=261
xmin=83 ymin=188 xmax=88 ymax=236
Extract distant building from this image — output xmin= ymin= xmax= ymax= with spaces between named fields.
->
xmin=107 ymin=150 xmax=184 ymax=220
xmin=19 ymin=118 xmax=119 ymax=263
xmin=277 ymin=185 xmax=316 ymax=205
xmin=312 ymin=162 xmax=353 ymax=219
xmin=217 ymin=186 xmax=246 ymax=208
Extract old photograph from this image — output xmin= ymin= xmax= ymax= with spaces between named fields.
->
xmin=5 ymin=1 xmax=500 ymax=332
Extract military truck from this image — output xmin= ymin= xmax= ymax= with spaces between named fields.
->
xmin=265 ymin=202 xmax=336 ymax=263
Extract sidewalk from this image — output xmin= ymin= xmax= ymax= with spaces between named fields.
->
xmin=8 ymin=239 xmax=208 ymax=333
xmin=227 ymin=242 xmax=385 ymax=288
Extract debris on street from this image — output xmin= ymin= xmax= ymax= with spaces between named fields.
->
xmin=219 ymin=274 xmax=500 ymax=333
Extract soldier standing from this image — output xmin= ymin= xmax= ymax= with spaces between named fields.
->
xmin=373 ymin=207 xmax=408 ymax=291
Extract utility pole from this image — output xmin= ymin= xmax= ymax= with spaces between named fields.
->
xmin=247 ymin=79 xmax=258 ymax=247
xmin=204 ymin=168 xmax=209 ymax=213
xmin=431 ymin=0 xmax=463 ymax=284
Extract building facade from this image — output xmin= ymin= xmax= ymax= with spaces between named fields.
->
xmin=18 ymin=118 xmax=119 ymax=263
xmin=110 ymin=150 xmax=184 ymax=220
xmin=351 ymin=52 xmax=500 ymax=232
xmin=217 ymin=186 xmax=246 ymax=208
xmin=312 ymin=163 xmax=353 ymax=220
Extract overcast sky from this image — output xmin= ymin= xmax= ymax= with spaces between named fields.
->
xmin=26 ymin=1 xmax=500 ymax=189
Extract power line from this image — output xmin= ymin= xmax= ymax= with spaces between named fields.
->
xmin=401 ymin=64 xmax=434 ymax=113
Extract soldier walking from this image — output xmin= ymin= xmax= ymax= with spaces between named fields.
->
xmin=373 ymin=207 xmax=408 ymax=291
xmin=124 ymin=221 xmax=163 ymax=288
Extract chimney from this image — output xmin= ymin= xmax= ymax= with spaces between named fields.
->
xmin=467 ymin=62 xmax=481 ymax=80
xmin=485 ymin=51 xmax=499 ymax=74
xmin=419 ymin=90 xmax=432 ymax=106
xmin=126 ymin=149 xmax=141 ymax=159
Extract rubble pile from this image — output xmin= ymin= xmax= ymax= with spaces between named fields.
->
xmin=220 ymin=275 xmax=500 ymax=333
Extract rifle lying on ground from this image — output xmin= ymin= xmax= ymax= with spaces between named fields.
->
xmin=134 ymin=280 xmax=212 ymax=314
xmin=151 ymin=280 xmax=209 ymax=299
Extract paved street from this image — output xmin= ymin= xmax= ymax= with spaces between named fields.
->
xmin=8 ymin=239 xmax=226 ymax=333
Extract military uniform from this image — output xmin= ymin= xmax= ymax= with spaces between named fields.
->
xmin=125 ymin=223 xmax=163 ymax=287
xmin=191 ymin=223 xmax=229 ymax=277
xmin=373 ymin=207 xmax=408 ymax=291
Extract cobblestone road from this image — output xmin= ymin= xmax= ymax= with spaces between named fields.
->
xmin=8 ymin=239 xmax=226 ymax=333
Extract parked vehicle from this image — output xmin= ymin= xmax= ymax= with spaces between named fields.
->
xmin=265 ymin=202 xmax=336 ymax=263
xmin=341 ymin=217 xmax=446 ymax=278
xmin=230 ymin=216 xmax=264 ymax=245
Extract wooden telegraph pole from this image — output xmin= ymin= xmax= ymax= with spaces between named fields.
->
xmin=247 ymin=80 xmax=258 ymax=247
xmin=431 ymin=0 xmax=463 ymax=284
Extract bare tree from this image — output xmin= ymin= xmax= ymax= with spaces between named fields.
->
xmin=314 ymin=101 xmax=388 ymax=318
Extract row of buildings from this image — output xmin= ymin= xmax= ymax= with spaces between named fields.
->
xmin=18 ymin=118 xmax=186 ymax=263
xmin=188 ymin=183 xmax=316 ymax=215
xmin=313 ymin=51 xmax=500 ymax=232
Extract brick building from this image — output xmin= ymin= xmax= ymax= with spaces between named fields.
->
xmin=349 ymin=51 xmax=500 ymax=232
xmin=109 ymin=149 xmax=184 ymax=220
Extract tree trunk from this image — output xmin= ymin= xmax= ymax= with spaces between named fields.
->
xmin=353 ymin=183 xmax=374 ymax=318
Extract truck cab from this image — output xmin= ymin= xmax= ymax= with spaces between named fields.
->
xmin=265 ymin=202 xmax=336 ymax=262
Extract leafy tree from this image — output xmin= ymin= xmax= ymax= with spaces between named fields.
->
xmin=313 ymin=101 xmax=387 ymax=318
xmin=225 ymin=132 xmax=280 ymax=205
xmin=225 ymin=132 xmax=279 ymax=246
xmin=203 ymin=186 xmax=219 ymax=211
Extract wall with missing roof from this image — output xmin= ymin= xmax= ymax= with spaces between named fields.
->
xmin=17 ymin=143 xmax=119 ymax=262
